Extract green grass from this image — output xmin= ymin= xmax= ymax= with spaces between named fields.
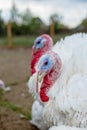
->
xmin=0 ymin=100 xmax=31 ymax=120
xmin=0 ymin=37 xmax=8 ymax=45
xmin=12 ymin=36 xmax=35 ymax=47
xmin=0 ymin=35 xmax=37 ymax=47
xmin=0 ymin=33 xmax=71 ymax=47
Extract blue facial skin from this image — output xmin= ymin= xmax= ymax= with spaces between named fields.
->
xmin=39 ymin=55 xmax=53 ymax=72
xmin=34 ymin=37 xmax=44 ymax=50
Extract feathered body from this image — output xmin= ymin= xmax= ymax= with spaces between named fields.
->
xmin=29 ymin=33 xmax=87 ymax=129
xmin=30 ymin=100 xmax=48 ymax=130
xmin=49 ymin=126 xmax=87 ymax=130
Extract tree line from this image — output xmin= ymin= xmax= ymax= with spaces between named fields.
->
xmin=0 ymin=2 xmax=87 ymax=36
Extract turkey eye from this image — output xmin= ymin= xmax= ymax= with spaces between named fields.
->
xmin=37 ymin=40 xmax=41 ymax=44
xmin=44 ymin=61 xmax=48 ymax=66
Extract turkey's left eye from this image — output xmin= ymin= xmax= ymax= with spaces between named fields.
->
xmin=37 ymin=40 xmax=41 ymax=44
xmin=44 ymin=61 xmax=48 ymax=66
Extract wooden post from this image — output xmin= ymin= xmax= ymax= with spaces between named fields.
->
xmin=50 ymin=16 xmax=55 ymax=38
xmin=7 ymin=21 xmax=12 ymax=48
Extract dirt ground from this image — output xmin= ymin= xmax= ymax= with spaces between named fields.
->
xmin=0 ymin=48 xmax=39 ymax=130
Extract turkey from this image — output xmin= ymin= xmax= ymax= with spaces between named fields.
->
xmin=29 ymin=34 xmax=53 ymax=97
xmin=29 ymin=33 xmax=87 ymax=130
xmin=28 ymin=34 xmax=53 ymax=130
xmin=30 ymin=34 xmax=53 ymax=75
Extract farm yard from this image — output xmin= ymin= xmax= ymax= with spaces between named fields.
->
xmin=0 ymin=33 xmax=87 ymax=130
xmin=0 ymin=33 xmax=67 ymax=130
xmin=0 ymin=48 xmax=39 ymax=130
xmin=0 ymin=0 xmax=87 ymax=129
xmin=0 ymin=32 xmax=83 ymax=130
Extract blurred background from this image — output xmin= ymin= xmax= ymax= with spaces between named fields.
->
xmin=0 ymin=1 xmax=87 ymax=130
xmin=0 ymin=0 xmax=87 ymax=47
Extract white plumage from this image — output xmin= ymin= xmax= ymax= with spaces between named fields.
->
xmin=49 ymin=126 xmax=87 ymax=130
xmin=43 ymin=33 xmax=87 ymax=128
xmin=30 ymin=100 xmax=48 ymax=130
xmin=28 ymin=33 xmax=87 ymax=130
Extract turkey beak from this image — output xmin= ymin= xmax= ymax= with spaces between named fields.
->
xmin=36 ymin=71 xmax=44 ymax=93
xmin=37 ymin=71 xmax=45 ymax=83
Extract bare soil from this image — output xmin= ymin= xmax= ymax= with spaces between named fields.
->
xmin=0 ymin=48 xmax=39 ymax=130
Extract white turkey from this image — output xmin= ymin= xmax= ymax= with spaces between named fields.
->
xmin=30 ymin=34 xmax=53 ymax=75
xmin=28 ymin=34 xmax=53 ymax=130
xmin=28 ymin=33 xmax=87 ymax=130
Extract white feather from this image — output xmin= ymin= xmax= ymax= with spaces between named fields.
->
xmin=43 ymin=33 xmax=87 ymax=128
xmin=30 ymin=100 xmax=48 ymax=130
xmin=28 ymin=33 xmax=87 ymax=130
xmin=49 ymin=125 xmax=87 ymax=130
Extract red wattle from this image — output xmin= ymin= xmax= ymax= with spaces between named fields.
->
xmin=40 ymin=89 xmax=49 ymax=102
xmin=40 ymin=75 xmax=52 ymax=102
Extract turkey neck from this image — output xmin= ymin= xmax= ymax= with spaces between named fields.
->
xmin=40 ymin=58 xmax=62 ymax=102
